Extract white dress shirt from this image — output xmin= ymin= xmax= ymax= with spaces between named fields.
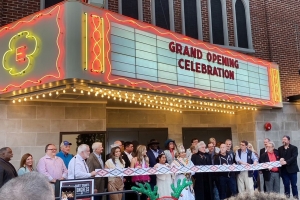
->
xmin=124 ymin=151 xmax=133 ymax=162
xmin=68 ymin=154 xmax=91 ymax=179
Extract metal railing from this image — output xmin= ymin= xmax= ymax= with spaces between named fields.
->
xmin=55 ymin=190 xmax=140 ymax=200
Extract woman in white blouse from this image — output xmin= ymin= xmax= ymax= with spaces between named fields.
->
xmin=105 ymin=146 xmax=125 ymax=200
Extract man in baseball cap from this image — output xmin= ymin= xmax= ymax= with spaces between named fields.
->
xmin=56 ymin=141 xmax=73 ymax=169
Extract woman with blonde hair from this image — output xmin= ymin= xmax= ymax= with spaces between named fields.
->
xmin=105 ymin=146 xmax=125 ymax=200
xmin=17 ymin=153 xmax=34 ymax=176
xmin=131 ymin=145 xmax=150 ymax=200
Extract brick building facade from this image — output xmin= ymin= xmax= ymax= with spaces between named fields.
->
xmin=0 ymin=0 xmax=299 ymax=100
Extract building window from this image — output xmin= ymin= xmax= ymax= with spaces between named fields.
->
xmin=232 ymin=0 xmax=253 ymax=50
xmin=181 ymin=0 xmax=202 ymax=40
xmin=151 ymin=0 xmax=175 ymax=31
xmin=119 ymin=0 xmax=143 ymax=21
xmin=43 ymin=0 xmax=63 ymax=9
xmin=208 ymin=0 xmax=229 ymax=45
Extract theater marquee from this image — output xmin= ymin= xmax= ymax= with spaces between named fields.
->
xmin=0 ymin=1 xmax=282 ymax=108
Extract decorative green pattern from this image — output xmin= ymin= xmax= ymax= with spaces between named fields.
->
xmin=132 ymin=182 xmax=159 ymax=200
xmin=170 ymin=178 xmax=193 ymax=199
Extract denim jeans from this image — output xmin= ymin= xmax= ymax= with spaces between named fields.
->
xmin=281 ymin=168 xmax=298 ymax=198
xmin=218 ymin=176 xmax=237 ymax=200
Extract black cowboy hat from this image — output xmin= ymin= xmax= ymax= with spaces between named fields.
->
xmin=148 ymin=139 xmax=160 ymax=146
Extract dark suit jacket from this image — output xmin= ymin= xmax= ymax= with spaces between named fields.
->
xmin=191 ymin=153 xmax=213 ymax=200
xmin=0 ymin=158 xmax=17 ymax=188
xmin=260 ymin=148 xmax=266 ymax=157
xmin=278 ymin=144 xmax=299 ymax=173
xmin=146 ymin=148 xmax=163 ymax=167
xmin=86 ymin=153 xmax=105 ymax=192
xmin=146 ymin=148 xmax=163 ymax=187
xmin=259 ymin=150 xmax=280 ymax=181
xmin=121 ymin=152 xmax=132 ymax=168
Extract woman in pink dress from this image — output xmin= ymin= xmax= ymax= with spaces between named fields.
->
xmin=131 ymin=145 xmax=150 ymax=200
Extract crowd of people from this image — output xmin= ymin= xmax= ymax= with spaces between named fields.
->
xmin=0 ymin=135 xmax=298 ymax=200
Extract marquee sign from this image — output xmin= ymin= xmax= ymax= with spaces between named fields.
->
xmin=84 ymin=10 xmax=281 ymax=107
xmin=0 ymin=1 xmax=282 ymax=107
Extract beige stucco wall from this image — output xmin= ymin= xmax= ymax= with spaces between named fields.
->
xmin=3 ymin=100 xmax=299 ymax=172
xmin=0 ymin=101 xmax=106 ymax=169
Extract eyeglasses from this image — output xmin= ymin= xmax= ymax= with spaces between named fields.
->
xmin=47 ymin=149 xmax=57 ymax=151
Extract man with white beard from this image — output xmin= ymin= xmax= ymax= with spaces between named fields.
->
xmin=68 ymin=144 xmax=97 ymax=179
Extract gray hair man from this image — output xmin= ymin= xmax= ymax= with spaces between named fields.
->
xmin=68 ymin=144 xmax=97 ymax=179
xmin=259 ymin=141 xmax=280 ymax=193
xmin=0 ymin=172 xmax=54 ymax=200
xmin=87 ymin=142 xmax=105 ymax=200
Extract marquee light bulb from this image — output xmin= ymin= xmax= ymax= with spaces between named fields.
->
xmin=88 ymin=92 xmax=90 ymax=95
xmin=56 ymin=91 xmax=59 ymax=95
xmin=81 ymin=90 xmax=83 ymax=94
xmin=30 ymin=97 xmax=33 ymax=100
xmin=36 ymin=95 xmax=39 ymax=99
xmin=63 ymin=90 xmax=66 ymax=93
xmin=24 ymin=98 xmax=27 ymax=101
xmin=73 ymin=88 xmax=76 ymax=92
xmin=12 ymin=100 xmax=15 ymax=103
xmin=49 ymin=93 xmax=52 ymax=96
xmin=42 ymin=94 xmax=45 ymax=98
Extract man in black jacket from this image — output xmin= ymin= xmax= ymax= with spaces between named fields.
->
xmin=214 ymin=144 xmax=237 ymax=200
xmin=259 ymin=138 xmax=270 ymax=157
xmin=0 ymin=147 xmax=17 ymax=188
xmin=259 ymin=141 xmax=280 ymax=193
xmin=259 ymin=138 xmax=270 ymax=192
xmin=122 ymin=141 xmax=136 ymax=200
xmin=278 ymin=135 xmax=299 ymax=199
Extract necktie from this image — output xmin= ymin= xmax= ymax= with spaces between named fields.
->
xmin=83 ymin=160 xmax=88 ymax=173
xmin=99 ymin=156 xmax=104 ymax=169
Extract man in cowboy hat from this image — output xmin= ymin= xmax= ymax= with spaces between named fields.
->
xmin=147 ymin=139 xmax=163 ymax=189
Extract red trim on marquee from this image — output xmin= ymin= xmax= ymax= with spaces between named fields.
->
xmin=0 ymin=5 xmax=64 ymax=93
xmin=98 ymin=12 xmax=279 ymax=107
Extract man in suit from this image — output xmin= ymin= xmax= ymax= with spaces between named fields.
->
xmin=259 ymin=138 xmax=270 ymax=192
xmin=259 ymin=141 xmax=280 ymax=193
xmin=278 ymin=135 xmax=299 ymax=199
xmin=86 ymin=142 xmax=105 ymax=200
xmin=146 ymin=139 xmax=163 ymax=189
xmin=0 ymin=147 xmax=17 ymax=188
xmin=122 ymin=141 xmax=136 ymax=200
xmin=260 ymin=138 xmax=270 ymax=156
